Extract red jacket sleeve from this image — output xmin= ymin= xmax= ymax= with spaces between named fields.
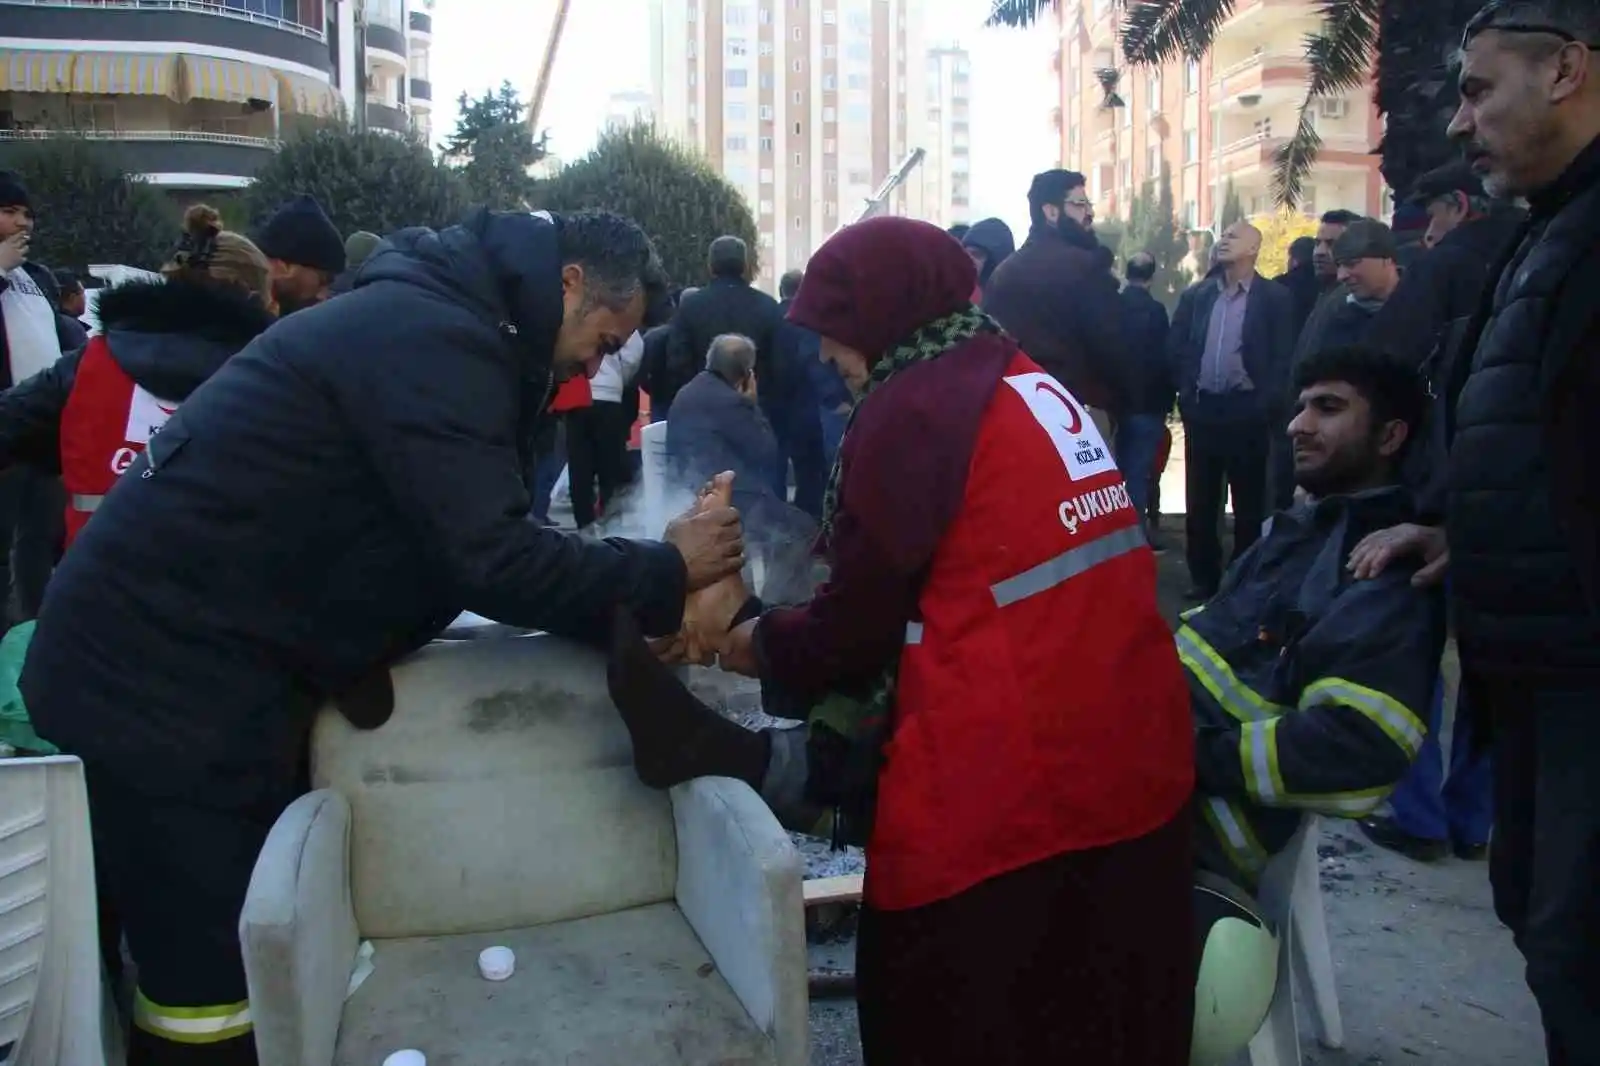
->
xmin=755 ymin=338 xmax=1010 ymax=697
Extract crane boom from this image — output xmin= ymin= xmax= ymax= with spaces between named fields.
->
xmin=527 ymin=0 xmax=573 ymax=134
xmin=850 ymin=148 xmax=927 ymax=224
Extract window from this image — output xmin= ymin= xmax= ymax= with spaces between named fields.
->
xmin=822 ymin=9 xmax=836 ymax=23
xmin=727 ymin=101 xmax=748 ymax=120
xmin=1252 ymin=117 xmax=1273 ymax=138
xmin=1183 ymin=200 xmax=1197 ymax=227
xmin=759 ymin=41 xmax=773 ymax=56
xmin=1183 ymin=129 xmax=1198 ymax=163
xmin=1118 ymin=159 xmax=1131 ymax=188
xmin=727 ymin=37 xmax=749 ymax=57
xmin=823 ymin=74 xmax=837 ymax=91
xmin=825 ymin=201 xmax=837 ymax=216
xmin=687 ymin=41 xmax=697 ymax=58
xmin=688 ymin=102 xmax=699 ymax=119
xmin=846 ymin=73 xmax=868 ymax=91
xmin=794 ymin=121 xmax=802 ymax=134
xmin=793 ymin=90 xmax=803 ymax=104
xmin=826 ymin=171 xmax=837 ymax=185
xmin=794 ymin=216 xmax=803 ymax=230
xmin=794 ymin=151 xmax=803 ymax=165
xmin=759 ymin=199 xmax=774 ymax=214
xmin=847 ymin=168 xmax=871 ymax=185
xmin=759 ymin=232 xmax=773 ymax=249
xmin=759 ymin=5 xmax=770 ymax=23
xmin=823 ymin=106 xmax=836 ymax=122
xmin=1147 ymin=72 xmax=1161 ymax=112
xmin=1185 ymin=58 xmax=1200 ymax=94
xmin=760 ymin=73 xmax=774 ymax=89
xmin=726 ymin=69 xmax=748 ymax=88
xmin=726 ymin=134 xmax=749 ymax=151
xmin=1146 ymin=144 xmax=1159 ymax=176
xmin=760 ymin=167 xmax=773 ymax=182
xmin=759 ymin=105 xmax=773 ymax=120
xmin=824 ymin=137 xmax=836 ymax=153
xmin=793 ymin=59 xmax=804 ymax=72
xmin=688 ymin=70 xmax=697 ymax=86
xmin=687 ymin=2 xmax=697 ymax=20
xmin=793 ymin=185 xmax=804 ymax=200
xmin=793 ymin=26 xmax=802 ymax=40
xmin=823 ymin=44 xmax=837 ymax=59
xmin=725 ymin=4 xmax=750 ymax=24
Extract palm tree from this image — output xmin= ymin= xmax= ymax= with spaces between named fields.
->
xmin=986 ymin=0 xmax=1475 ymax=208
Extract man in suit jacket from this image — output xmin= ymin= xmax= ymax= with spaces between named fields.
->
xmin=1167 ymin=220 xmax=1296 ymax=598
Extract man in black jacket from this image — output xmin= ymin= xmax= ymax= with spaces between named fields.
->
xmin=1114 ymin=253 xmax=1172 ymax=542
xmin=1350 ymin=4 xmax=1600 ymax=1059
xmin=21 ymin=209 xmax=744 ymax=1066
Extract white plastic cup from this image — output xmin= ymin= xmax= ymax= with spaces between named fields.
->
xmin=382 ymin=1051 xmax=426 ymax=1066
xmin=478 ymin=945 xmax=516 ymax=982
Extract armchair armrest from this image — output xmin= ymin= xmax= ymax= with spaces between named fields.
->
xmin=240 ymin=789 xmax=359 ymax=1066
xmin=671 ymin=776 xmax=808 ymax=1066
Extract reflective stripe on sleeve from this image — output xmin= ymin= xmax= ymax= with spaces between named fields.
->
xmin=1240 ymin=718 xmax=1287 ymax=804
xmin=134 ymin=991 xmax=252 ymax=1045
xmin=1300 ymin=677 xmax=1428 ymax=759
xmin=905 ymin=621 xmax=924 ymax=645
xmin=989 ymin=524 xmax=1146 ymax=608
xmin=71 ymin=493 xmax=104 ymax=513
xmin=1175 ymin=624 xmax=1292 ymax=723
xmin=1200 ymin=796 xmax=1270 ymax=880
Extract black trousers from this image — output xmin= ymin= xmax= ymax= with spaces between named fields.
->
xmin=1181 ymin=396 xmax=1269 ymax=595
xmin=855 ymin=812 xmax=1195 ymax=1066
xmin=1476 ymin=676 xmax=1600 ymax=1066
xmin=87 ymin=763 xmax=293 ymax=1065
xmin=0 ymin=467 xmax=63 ymax=623
xmin=565 ymin=401 xmax=631 ymax=529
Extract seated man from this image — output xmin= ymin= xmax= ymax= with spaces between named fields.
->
xmin=1182 ymin=345 xmax=1446 ymax=887
xmin=667 ymin=333 xmax=815 ymax=603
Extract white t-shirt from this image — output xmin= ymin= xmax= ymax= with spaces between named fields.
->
xmin=587 ymin=330 xmax=645 ymax=404
xmin=1 ymin=266 xmax=63 ymax=383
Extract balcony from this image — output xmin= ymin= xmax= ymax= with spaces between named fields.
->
xmin=364 ymin=21 xmax=407 ymax=62
xmin=1211 ymin=130 xmax=1374 ymax=180
xmin=365 ymin=100 xmax=408 ymax=133
xmin=3 ymin=0 xmax=331 ymax=74
xmin=0 ymin=127 xmax=278 ymax=185
xmin=409 ymin=78 xmax=432 ymax=104
xmin=1212 ymin=51 xmax=1309 ymax=105
xmin=409 ymin=9 xmax=432 ymax=36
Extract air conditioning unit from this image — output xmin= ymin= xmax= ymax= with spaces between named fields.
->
xmin=1318 ymin=98 xmax=1348 ymax=120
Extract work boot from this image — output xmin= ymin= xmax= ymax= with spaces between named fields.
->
xmin=1358 ymin=815 xmax=1448 ymax=863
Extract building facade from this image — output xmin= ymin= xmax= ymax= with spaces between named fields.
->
xmin=918 ymin=44 xmax=970 ymax=230
xmin=1053 ymin=0 xmax=1384 ymax=230
xmin=649 ymin=0 xmax=929 ymax=288
xmin=0 ymin=0 xmax=435 ymax=193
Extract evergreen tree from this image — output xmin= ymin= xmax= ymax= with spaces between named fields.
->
xmin=1119 ymin=162 xmax=1192 ymax=310
xmin=1219 ymin=178 xmax=1246 ymax=231
xmin=534 ymin=124 xmax=759 ymax=288
xmin=245 ymin=126 xmax=463 ymax=236
xmin=0 ymin=135 xmax=176 ymax=271
xmin=443 ymin=81 xmax=550 ymax=210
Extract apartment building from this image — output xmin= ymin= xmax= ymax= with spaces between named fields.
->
xmin=917 ymin=44 xmax=971 ymax=230
xmin=605 ymin=89 xmax=655 ymax=132
xmin=649 ymin=0 xmax=928 ymax=288
xmin=1053 ymin=0 xmax=1383 ymax=230
xmin=0 ymin=0 xmax=435 ymax=192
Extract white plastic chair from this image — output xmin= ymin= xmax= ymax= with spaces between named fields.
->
xmin=0 ymin=755 xmax=122 ymax=1066
xmin=1245 ymin=815 xmax=1344 ymax=1066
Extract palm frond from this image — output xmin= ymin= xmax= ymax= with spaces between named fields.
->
xmin=984 ymin=0 xmax=1058 ymax=29
xmin=1095 ymin=67 xmax=1125 ymax=110
xmin=1271 ymin=0 xmax=1381 ymax=209
xmin=1120 ymin=0 xmax=1236 ymax=66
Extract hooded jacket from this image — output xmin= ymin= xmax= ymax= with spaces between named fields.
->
xmin=21 ymin=209 xmax=688 ymax=809
xmin=960 ymin=217 xmax=1015 ymax=293
xmin=0 ymin=276 xmax=274 ymax=475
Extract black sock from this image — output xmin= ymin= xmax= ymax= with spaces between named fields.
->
xmin=606 ymin=608 xmax=771 ymax=791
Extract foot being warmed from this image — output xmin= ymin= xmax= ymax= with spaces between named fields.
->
xmin=606 ymin=607 xmax=770 ymax=790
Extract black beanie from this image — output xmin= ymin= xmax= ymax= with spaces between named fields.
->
xmin=0 ymin=170 xmax=29 ymax=211
xmin=255 ymin=194 xmax=345 ymax=275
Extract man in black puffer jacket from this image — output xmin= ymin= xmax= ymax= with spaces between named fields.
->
xmin=21 ymin=208 xmax=745 ymax=1066
xmin=1349 ymin=5 xmax=1600 ymax=1060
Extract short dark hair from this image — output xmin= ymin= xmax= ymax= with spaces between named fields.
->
xmin=1287 ymin=236 xmax=1316 ymax=266
xmin=1463 ymin=0 xmax=1600 ymax=56
xmin=1027 ymin=169 xmax=1086 ymax=227
xmin=557 ymin=210 xmax=668 ymax=314
xmin=53 ymin=268 xmax=83 ymax=295
xmin=1320 ymin=209 xmax=1362 ymax=228
xmin=1125 ymin=252 xmax=1157 ymax=282
xmin=778 ymin=268 xmax=804 ymax=300
xmin=1292 ymin=346 xmax=1427 ymax=446
xmin=708 ymin=235 xmax=749 ymax=279
xmin=946 ymin=223 xmax=971 ymax=241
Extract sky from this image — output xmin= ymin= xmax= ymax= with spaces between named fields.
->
xmin=429 ymin=0 xmax=1059 ymax=238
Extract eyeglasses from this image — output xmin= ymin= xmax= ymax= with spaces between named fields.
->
xmin=1462 ymin=21 xmax=1600 ymax=51
xmin=1064 ymin=198 xmax=1094 ymax=211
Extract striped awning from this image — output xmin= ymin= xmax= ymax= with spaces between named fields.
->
xmin=175 ymin=55 xmax=277 ymax=104
xmin=274 ymin=73 xmax=341 ymax=117
xmin=3 ymin=52 xmax=77 ymax=93
xmin=71 ymin=53 xmax=175 ymax=96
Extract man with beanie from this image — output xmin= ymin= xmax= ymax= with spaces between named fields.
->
xmin=253 ymin=194 xmax=346 ymax=314
xmin=330 ymin=230 xmax=383 ymax=296
xmin=0 ymin=170 xmax=79 ymax=621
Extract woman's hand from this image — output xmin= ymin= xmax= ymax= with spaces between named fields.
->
xmin=718 ymin=619 xmax=762 ymax=677
xmin=1348 ymin=522 xmax=1449 ymax=587
xmin=646 ymin=632 xmax=689 ymax=666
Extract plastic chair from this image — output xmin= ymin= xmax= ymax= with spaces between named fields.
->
xmin=0 ymin=755 xmax=122 ymax=1066
xmin=1245 ymin=815 xmax=1344 ymax=1066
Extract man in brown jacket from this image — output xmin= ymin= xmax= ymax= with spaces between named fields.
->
xmin=981 ymin=170 xmax=1130 ymax=428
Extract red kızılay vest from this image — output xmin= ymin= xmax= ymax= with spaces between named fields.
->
xmin=866 ymin=350 xmax=1195 ymax=911
xmin=58 ymin=336 xmax=180 ymax=547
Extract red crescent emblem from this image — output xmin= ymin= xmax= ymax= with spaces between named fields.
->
xmin=1033 ymin=380 xmax=1083 ymax=435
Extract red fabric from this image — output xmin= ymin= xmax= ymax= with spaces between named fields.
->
xmin=787 ymin=216 xmax=978 ymax=358
xmin=58 ymin=337 xmax=169 ymax=548
xmin=549 ymin=375 xmax=592 ymax=412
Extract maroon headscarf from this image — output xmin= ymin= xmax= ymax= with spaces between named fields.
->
xmin=787 ymin=216 xmax=978 ymax=360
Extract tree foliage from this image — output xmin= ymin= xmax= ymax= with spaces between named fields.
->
xmin=442 ymin=80 xmax=550 ymax=210
xmin=1120 ymin=162 xmax=1193 ymax=309
xmin=1250 ymin=210 xmax=1318 ymax=279
xmin=534 ymin=124 xmax=759 ymax=289
xmin=244 ymin=126 xmax=463 ymax=237
xmin=0 ymin=135 xmax=176 ymax=271
xmin=1219 ymin=178 xmax=1246 ymax=231
xmin=1376 ymin=1 xmax=1481 ymax=197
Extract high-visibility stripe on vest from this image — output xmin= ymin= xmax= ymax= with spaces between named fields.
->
xmin=133 ymin=989 xmax=252 ymax=1045
xmin=58 ymin=336 xmax=180 ymax=548
xmin=866 ymin=350 xmax=1194 ymax=911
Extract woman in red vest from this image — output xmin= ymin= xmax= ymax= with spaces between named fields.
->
xmin=0 ymin=204 xmax=276 ymax=548
xmin=608 ymin=217 xmax=1196 ymax=1064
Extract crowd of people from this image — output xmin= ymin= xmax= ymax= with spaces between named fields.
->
xmin=0 ymin=2 xmax=1594 ymax=1064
